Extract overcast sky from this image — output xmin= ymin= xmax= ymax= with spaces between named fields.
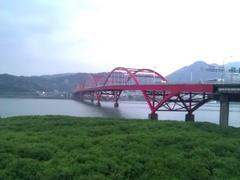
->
xmin=1 ymin=0 xmax=240 ymax=76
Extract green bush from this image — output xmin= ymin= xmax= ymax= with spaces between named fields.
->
xmin=17 ymin=144 xmax=54 ymax=161
xmin=0 ymin=115 xmax=240 ymax=179
xmin=3 ymin=159 xmax=43 ymax=180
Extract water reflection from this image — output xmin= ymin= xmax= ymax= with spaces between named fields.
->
xmin=76 ymin=100 xmax=123 ymax=118
xmin=0 ymin=98 xmax=239 ymax=127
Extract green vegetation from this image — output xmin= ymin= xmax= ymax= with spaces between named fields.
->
xmin=0 ymin=73 xmax=87 ymax=97
xmin=0 ymin=116 xmax=240 ymax=179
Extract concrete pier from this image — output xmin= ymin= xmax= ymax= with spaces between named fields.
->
xmin=185 ymin=113 xmax=195 ymax=122
xmin=114 ymin=102 xmax=119 ymax=108
xmin=148 ymin=113 xmax=158 ymax=120
xmin=219 ymin=94 xmax=229 ymax=127
xmin=96 ymin=101 xmax=101 ymax=107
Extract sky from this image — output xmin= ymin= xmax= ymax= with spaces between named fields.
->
xmin=1 ymin=0 xmax=240 ymax=76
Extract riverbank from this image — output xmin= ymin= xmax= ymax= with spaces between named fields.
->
xmin=0 ymin=94 xmax=72 ymax=99
xmin=0 ymin=116 xmax=240 ymax=179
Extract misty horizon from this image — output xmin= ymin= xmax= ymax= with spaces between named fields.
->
xmin=1 ymin=60 xmax=239 ymax=77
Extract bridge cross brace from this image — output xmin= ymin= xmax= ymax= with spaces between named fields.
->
xmin=143 ymin=91 xmax=211 ymax=121
xmin=94 ymin=90 xmax=122 ymax=107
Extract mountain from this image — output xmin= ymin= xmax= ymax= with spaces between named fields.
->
xmin=166 ymin=61 xmax=240 ymax=83
xmin=0 ymin=74 xmax=46 ymax=93
xmin=0 ymin=73 xmax=87 ymax=97
xmin=34 ymin=73 xmax=88 ymax=92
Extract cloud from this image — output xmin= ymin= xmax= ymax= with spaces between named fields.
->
xmin=1 ymin=0 xmax=240 ymax=76
xmin=67 ymin=0 xmax=240 ymax=74
xmin=0 ymin=0 xmax=92 ymax=75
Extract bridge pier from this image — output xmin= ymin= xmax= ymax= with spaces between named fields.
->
xmin=91 ymin=93 xmax=94 ymax=103
xmin=114 ymin=102 xmax=119 ymax=108
xmin=219 ymin=94 xmax=229 ymax=127
xmin=96 ymin=101 xmax=101 ymax=107
xmin=185 ymin=113 xmax=195 ymax=122
xmin=148 ymin=113 xmax=158 ymax=120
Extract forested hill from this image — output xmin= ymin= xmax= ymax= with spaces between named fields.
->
xmin=0 ymin=73 xmax=87 ymax=96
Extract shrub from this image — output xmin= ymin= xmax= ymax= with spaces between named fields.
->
xmin=17 ymin=144 xmax=54 ymax=161
xmin=3 ymin=159 xmax=43 ymax=180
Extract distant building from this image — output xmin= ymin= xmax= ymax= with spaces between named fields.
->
xmin=206 ymin=65 xmax=224 ymax=72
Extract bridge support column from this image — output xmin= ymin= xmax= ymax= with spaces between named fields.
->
xmin=148 ymin=113 xmax=158 ymax=120
xmin=219 ymin=94 xmax=229 ymax=127
xmin=185 ymin=113 xmax=195 ymax=122
xmin=96 ymin=101 xmax=101 ymax=107
xmin=91 ymin=93 xmax=94 ymax=103
xmin=114 ymin=102 xmax=119 ymax=108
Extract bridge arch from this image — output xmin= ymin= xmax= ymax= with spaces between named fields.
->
xmin=132 ymin=68 xmax=168 ymax=83
xmin=103 ymin=67 xmax=140 ymax=86
xmin=99 ymin=67 xmax=168 ymax=112
xmin=102 ymin=67 xmax=167 ymax=87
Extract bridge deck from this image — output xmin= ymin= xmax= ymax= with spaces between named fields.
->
xmin=77 ymin=84 xmax=214 ymax=93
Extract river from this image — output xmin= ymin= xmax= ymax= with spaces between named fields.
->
xmin=0 ymin=98 xmax=239 ymax=127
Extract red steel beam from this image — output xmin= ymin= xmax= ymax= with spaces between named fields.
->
xmin=77 ymin=84 xmax=214 ymax=93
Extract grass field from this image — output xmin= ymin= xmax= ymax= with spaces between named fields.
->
xmin=0 ymin=115 xmax=240 ymax=179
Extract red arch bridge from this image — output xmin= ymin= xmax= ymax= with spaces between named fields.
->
xmin=73 ymin=67 xmax=240 ymax=126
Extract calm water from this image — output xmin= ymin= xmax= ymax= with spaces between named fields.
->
xmin=0 ymin=98 xmax=239 ymax=127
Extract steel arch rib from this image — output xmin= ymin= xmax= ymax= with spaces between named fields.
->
xmin=100 ymin=67 xmax=158 ymax=113
xmin=128 ymin=68 xmax=168 ymax=112
xmin=96 ymin=67 xmax=170 ymax=114
xmin=132 ymin=68 xmax=168 ymax=82
xmin=103 ymin=67 xmax=140 ymax=86
xmin=101 ymin=67 xmax=167 ymax=113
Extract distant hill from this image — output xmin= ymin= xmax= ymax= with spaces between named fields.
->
xmin=0 ymin=74 xmax=46 ymax=93
xmin=166 ymin=61 xmax=240 ymax=83
xmin=37 ymin=73 xmax=88 ymax=92
xmin=0 ymin=73 xmax=87 ymax=97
